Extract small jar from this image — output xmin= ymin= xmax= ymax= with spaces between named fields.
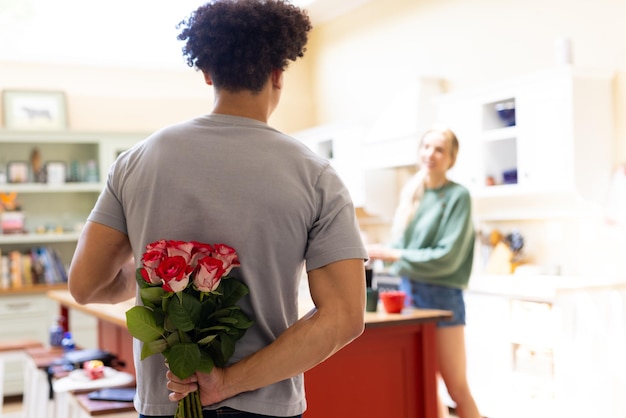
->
xmin=61 ymin=332 xmax=75 ymax=352
xmin=49 ymin=319 xmax=64 ymax=347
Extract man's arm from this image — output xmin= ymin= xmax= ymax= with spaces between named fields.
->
xmin=68 ymin=221 xmax=136 ymax=305
xmin=167 ymin=258 xmax=366 ymax=405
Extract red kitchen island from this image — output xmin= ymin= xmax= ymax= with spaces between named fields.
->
xmin=48 ymin=290 xmax=451 ymax=418
xmin=303 ymin=308 xmax=451 ymax=418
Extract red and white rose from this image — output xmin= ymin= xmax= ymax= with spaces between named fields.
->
xmin=139 ymin=240 xmax=240 ymax=294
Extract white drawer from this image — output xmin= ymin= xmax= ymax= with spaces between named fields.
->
xmin=0 ymin=294 xmax=51 ymax=317
xmin=509 ymin=299 xmax=554 ymax=347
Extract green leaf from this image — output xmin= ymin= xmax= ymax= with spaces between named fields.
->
xmin=142 ymin=338 xmax=168 ymax=358
xmin=208 ymin=340 xmax=225 ymax=367
xmin=211 ymin=308 xmax=234 ymax=318
xmin=230 ymin=309 xmax=254 ymax=329
xmin=135 ymin=268 xmax=149 ymax=288
xmin=227 ymin=327 xmax=246 ymax=339
xmin=126 ymin=306 xmax=164 ymax=342
xmin=140 ymin=286 xmax=165 ymax=307
xmin=219 ymin=334 xmax=236 ymax=364
xmin=168 ymin=292 xmax=202 ymax=332
xmin=217 ymin=279 xmax=249 ymax=307
xmin=140 ymin=342 xmax=155 ymax=360
xmin=168 ymin=343 xmax=201 ymax=380
xmin=166 ymin=332 xmax=180 ymax=346
xmin=217 ymin=317 xmax=238 ymax=325
xmin=197 ymin=334 xmax=217 ymax=345
xmin=198 ymin=325 xmax=230 ymax=333
xmin=197 ymin=351 xmax=214 ymax=374
xmin=164 ymin=314 xmax=178 ymax=333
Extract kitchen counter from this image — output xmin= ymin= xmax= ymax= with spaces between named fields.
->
xmin=48 ymin=290 xmax=134 ymax=328
xmin=48 ymin=289 xmax=450 ymax=328
xmin=48 ymin=289 xmax=451 ymax=418
xmin=468 ymin=273 xmax=626 ymax=302
xmin=454 ymin=274 xmax=626 ymax=418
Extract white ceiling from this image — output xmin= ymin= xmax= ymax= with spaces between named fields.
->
xmin=0 ymin=0 xmax=373 ymax=69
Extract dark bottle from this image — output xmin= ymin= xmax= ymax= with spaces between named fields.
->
xmin=49 ymin=318 xmax=64 ymax=347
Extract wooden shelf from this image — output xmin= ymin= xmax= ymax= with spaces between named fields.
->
xmin=0 ymin=183 xmax=102 ymax=193
xmin=0 ymin=283 xmax=67 ymax=295
xmin=0 ymin=232 xmax=81 ymax=245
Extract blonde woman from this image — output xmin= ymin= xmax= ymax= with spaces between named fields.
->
xmin=367 ymin=126 xmax=481 ymax=418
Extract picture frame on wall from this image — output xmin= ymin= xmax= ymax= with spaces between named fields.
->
xmin=2 ymin=90 xmax=68 ymax=131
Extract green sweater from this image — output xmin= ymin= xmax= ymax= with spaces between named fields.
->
xmin=390 ymin=181 xmax=475 ymax=289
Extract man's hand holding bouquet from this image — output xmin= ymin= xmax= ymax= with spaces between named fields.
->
xmin=126 ymin=239 xmax=253 ymax=418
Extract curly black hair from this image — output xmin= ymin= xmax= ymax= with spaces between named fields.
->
xmin=177 ymin=0 xmax=312 ymax=93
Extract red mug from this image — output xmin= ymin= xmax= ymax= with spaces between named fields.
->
xmin=380 ymin=290 xmax=406 ymax=314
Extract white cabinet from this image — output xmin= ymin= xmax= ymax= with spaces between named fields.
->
xmin=0 ymin=292 xmax=98 ymax=395
xmin=292 ymin=123 xmax=366 ymax=207
xmin=0 ymin=292 xmax=59 ymax=395
xmin=436 ymin=67 xmax=615 ymax=202
xmin=447 ymin=276 xmax=626 ymax=418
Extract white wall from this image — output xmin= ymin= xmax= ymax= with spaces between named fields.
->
xmin=308 ymin=0 xmax=626 ymax=162
xmin=306 ymin=0 xmax=626 ymax=278
xmin=0 ymin=58 xmax=315 ymax=134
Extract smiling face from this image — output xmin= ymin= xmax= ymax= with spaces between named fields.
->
xmin=419 ymin=130 xmax=457 ymax=178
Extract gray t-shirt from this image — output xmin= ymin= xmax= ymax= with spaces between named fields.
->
xmin=88 ymin=114 xmax=367 ymax=416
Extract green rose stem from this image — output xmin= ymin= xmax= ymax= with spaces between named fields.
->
xmin=173 ymin=326 xmax=201 ymax=418
xmin=175 ymin=390 xmax=202 ymax=418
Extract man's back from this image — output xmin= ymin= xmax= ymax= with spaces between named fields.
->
xmin=90 ymin=113 xmax=363 ymax=415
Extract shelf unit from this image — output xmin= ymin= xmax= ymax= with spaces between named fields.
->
xmin=0 ymin=130 xmax=145 ymax=395
xmin=436 ymin=66 xmax=615 ymax=204
xmin=0 ymin=130 xmax=145 ymax=259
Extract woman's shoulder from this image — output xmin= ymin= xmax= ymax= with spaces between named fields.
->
xmin=446 ymin=181 xmax=471 ymax=197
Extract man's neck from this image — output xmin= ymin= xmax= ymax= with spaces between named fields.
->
xmin=211 ymin=91 xmax=270 ymax=123
xmin=211 ymin=76 xmax=280 ymax=123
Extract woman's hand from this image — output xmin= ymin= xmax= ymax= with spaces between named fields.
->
xmin=366 ymin=244 xmax=401 ymax=262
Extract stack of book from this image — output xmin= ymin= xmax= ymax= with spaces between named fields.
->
xmin=0 ymin=247 xmax=67 ymax=289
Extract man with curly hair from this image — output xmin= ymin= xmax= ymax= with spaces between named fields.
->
xmin=68 ymin=1 xmax=367 ymax=417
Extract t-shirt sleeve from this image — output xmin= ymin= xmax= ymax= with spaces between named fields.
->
xmin=304 ymin=164 xmax=367 ymax=271
xmin=87 ymin=158 xmax=128 ymax=235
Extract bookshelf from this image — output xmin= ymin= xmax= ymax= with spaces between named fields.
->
xmin=0 ymin=130 xmax=145 ymax=292
xmin=0 ymin=130 xmax=145 ymax=395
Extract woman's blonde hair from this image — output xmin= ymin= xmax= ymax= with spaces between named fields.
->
xmin=390 ymin=126 xmax=459 ymax=242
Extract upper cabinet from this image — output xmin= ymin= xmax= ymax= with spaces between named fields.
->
xmin=362 ymin=77 xmax=444 ymax=169
xmin=292 ymin=123 xmax=366 ymax=207
xmin=436 ymin=66 xmax=615 ymax=203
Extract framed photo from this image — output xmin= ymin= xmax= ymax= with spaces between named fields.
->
xmin=2 ymin=90 xmax=68 ymax=131
xmin=46 ymin=161 xmax=67 ymax=185
xmin=7 ymin=161 xmax=29 ymax=183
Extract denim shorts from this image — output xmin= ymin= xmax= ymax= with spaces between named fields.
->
xmin=400 ymin=278 xmax=466 ymax=328
xmin=139 ymin=408 xmax=302 ymax=418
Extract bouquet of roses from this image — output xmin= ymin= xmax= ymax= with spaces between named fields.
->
xmin=125 ymin=239 xmax=253 ymax=418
